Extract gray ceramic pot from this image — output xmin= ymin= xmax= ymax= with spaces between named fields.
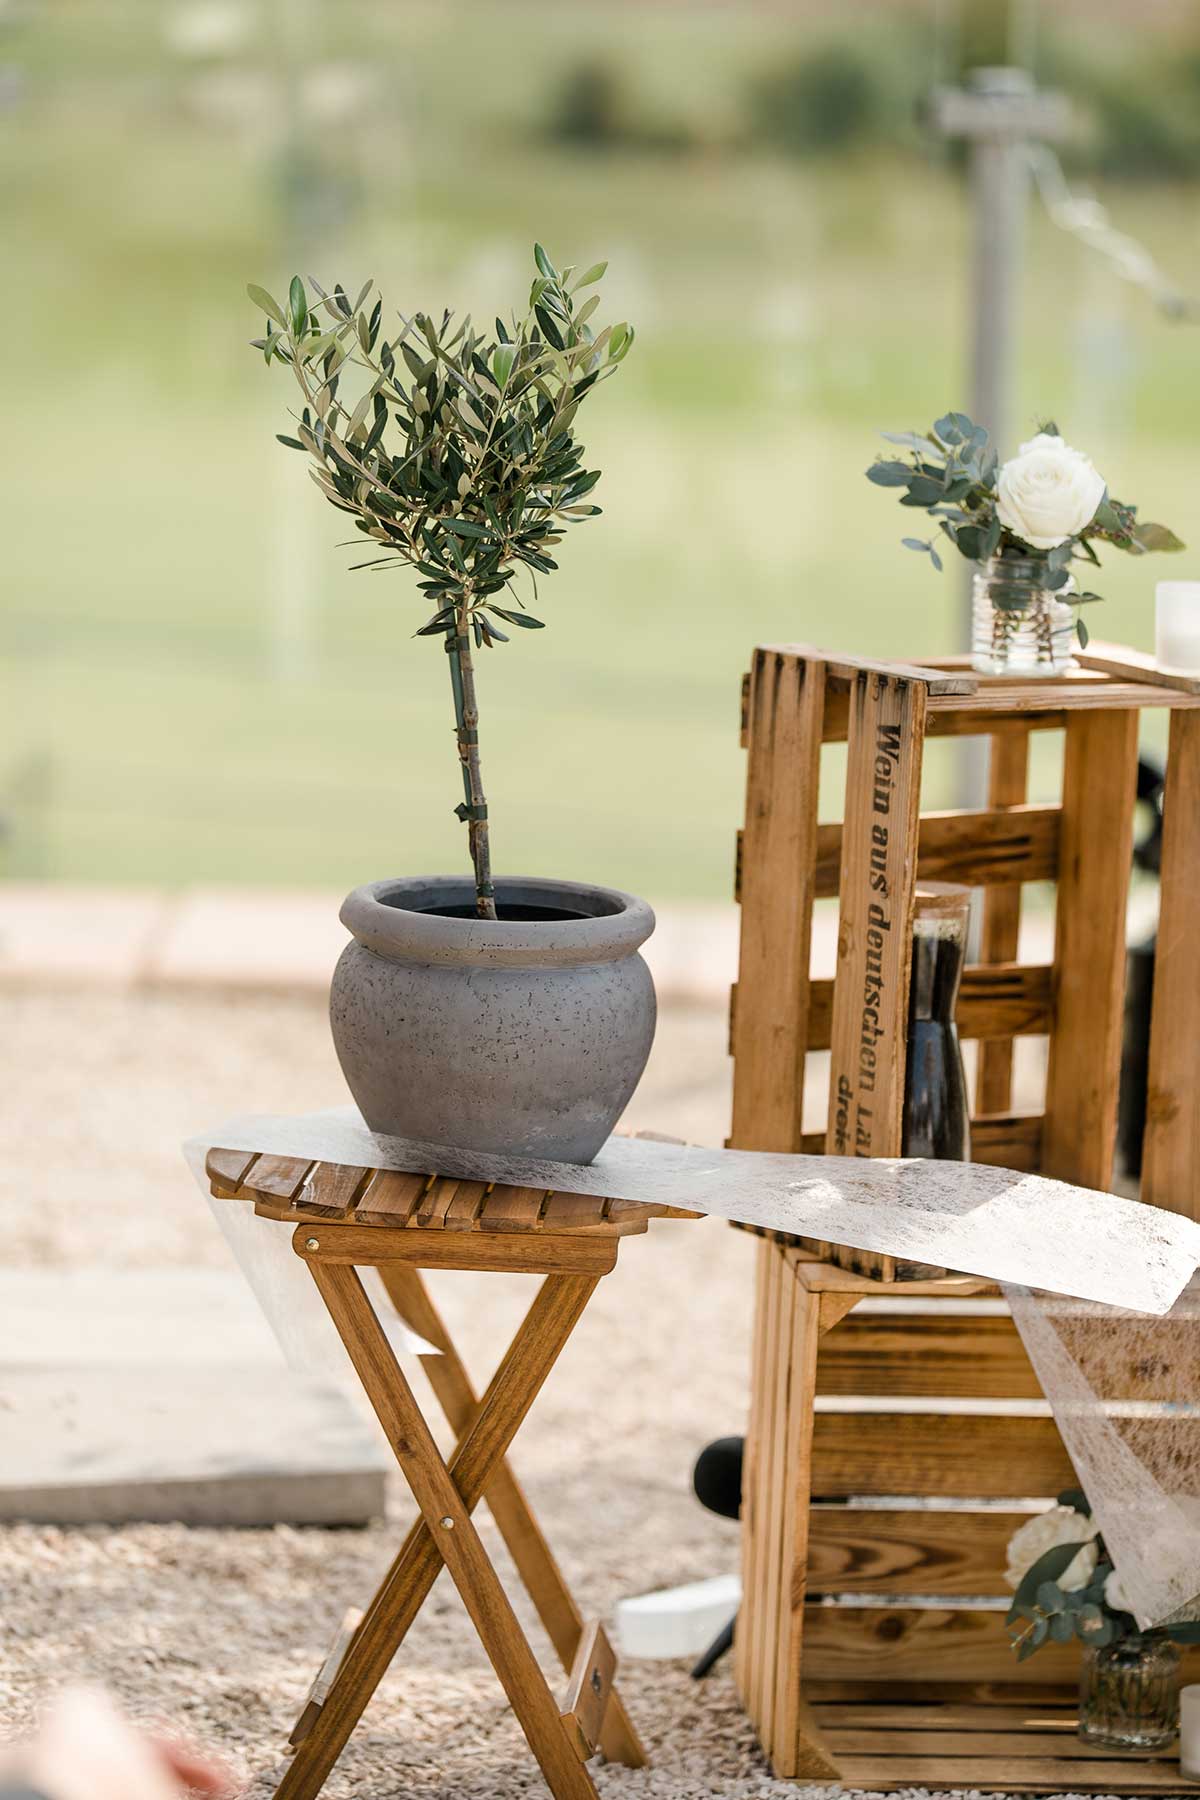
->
xmin=330 ymin=875 xmax=657 ymax=1164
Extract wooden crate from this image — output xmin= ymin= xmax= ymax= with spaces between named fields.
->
xmin=729 ymin=644 xmax=1200 ymax=1789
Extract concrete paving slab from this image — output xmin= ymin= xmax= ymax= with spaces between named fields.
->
xmin=1 ymin=1268 xmax=287 ymax=1366
xmin=1 ymin=1367 xmax=389 ymax=1526
xmin=0 ymin=1270 xmax=390 ymax=1526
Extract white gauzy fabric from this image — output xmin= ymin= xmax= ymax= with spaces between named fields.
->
xmin=1006 ymin=1279 xmax=1200 ymax=1630
xmin=186 ymin=1108 xmax=1200 ymax=1630
xmin=184 ymin=1137 xmax=438 ymax=1378
xmin=185 ymin=1105 xmax=1200 ymax=1314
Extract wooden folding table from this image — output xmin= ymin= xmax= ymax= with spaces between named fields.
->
xmin=206 ymin=1145 xmax=696 ymax=1800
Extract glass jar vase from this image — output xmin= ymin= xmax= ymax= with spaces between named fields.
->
xmin=1078 ymin=1636 xmax=1179 ymax=1751
xmin=971 ymin=553 xmax=1076 ymax=676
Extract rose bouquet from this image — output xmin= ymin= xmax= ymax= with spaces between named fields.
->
xmin=867 ymin=412 xmax=1184 ymax=674
xmin=1005 ymin=1488 xmax=1200 ymax=1659
xmin=1006 ymin=1488 xmax=1200 ymax=1748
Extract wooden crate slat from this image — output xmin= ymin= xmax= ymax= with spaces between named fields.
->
xmin=810 ymin=1410 xmax=1076 ymax=1499
xmin=928 ymin=678 xmax=1200 ymax=720
xmin=801 ymin=1604 xmax=1079 ymax=1685
xmin=822 ymin=685 xmax=1067 ymax=743
xmin=802 ymin=1114 xmax=1043 ymax=1169
xmin=822 ymin=669 xmax=927 ymax=1279
xmin=753 ymin=1241 xmax=790 ymax=1757
xmin=808 ymin=961 xmax=1052 ymax=1051
xmin=793 ymin=1258 xmax=993 ymax=1299
xmin=815 ymin=803 xmax=1059 ymax=900
xmin=1077 ymin=640 xmax=1200 ymax=694
xmin=730 ymin=648 xmax=825 ymax=1153
xmin=771 ymin=1273 xmax=825 ymax=1775
xmin=819 ymin=1306 xmax=1200 ymax=1400
xmin=976 ymin=733 xmax=1032 ymax=1114
xmin=824 ymin=1727 xmax=1162 ymax=1758
xmin=832 ymin=1753 xmax=1196 ymax=1793
xmin=811 ymin=1700 xmax=1080 ymax=1730
xmin=970 ymin=1110 xmax=1043 ymax=1171
xmin=814 ymin=680 xmax=1194 ymax=742
xmin=735 ymin=1241 xmax=773 ymax=1708
xmin=817 ymin=1308 xmax=1039 ymax=1398
xmin=244 ymin=1154 xmax=313 ymax=1201
xmin=757 ymin=643 xmax=974 ymax=693
xmin=807 ymin=1506 xmax=1027 ymax=1594
xmin=807 ymin=1678 xmax=1076 ymax=1704
xmin=1142 ymin=706 xmax=1200 ymax=1220
xmin=1042 ymin=708 xmax=1139 ymax=1188
xmin=926 ymin=707 xmax=1070 ymax=740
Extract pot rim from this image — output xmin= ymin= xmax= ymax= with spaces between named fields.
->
xmin=339 ymin=874 xmax=656 ymax=969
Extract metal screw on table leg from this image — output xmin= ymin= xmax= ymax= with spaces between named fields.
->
xmin=440 ymin=1517 xmax=455 ymax=1529
xmin=305 ymin=1238 xmax=320 ymax=1250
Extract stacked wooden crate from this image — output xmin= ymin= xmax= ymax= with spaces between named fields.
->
xmin=730 ymin=643 xmax=1200 ymax=1790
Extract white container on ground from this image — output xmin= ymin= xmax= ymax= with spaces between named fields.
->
xmin=615 ymin=1573 xmax=741 ymax=1660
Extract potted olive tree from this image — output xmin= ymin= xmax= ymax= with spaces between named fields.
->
xmin=249 ymin=247 xmax=652 ymax=1161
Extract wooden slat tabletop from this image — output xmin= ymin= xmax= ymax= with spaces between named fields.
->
xmin=205 ymin=1148 xmax=694 ymax=1239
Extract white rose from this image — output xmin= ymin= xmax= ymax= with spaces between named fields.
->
xmin=996 ymin=432 xmax=1107 ymax=550
xmin=1005 ymin=1505 xmax=1100 ymax=1591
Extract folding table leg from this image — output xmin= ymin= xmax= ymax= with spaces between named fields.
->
xmin=379 ymin=1263 xmax=645 ymax=1768
xmin=274 ymin=1266 xmax=600 ymax=1800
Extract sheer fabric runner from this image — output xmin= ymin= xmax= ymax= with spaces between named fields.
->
xmin=1008 ymin=1280 xmax=1200 ymax=1629
xmin=185 ymin=1106 xmax=1200 ymax=1628
xmin=186 ymin=1105 xmax=1200 ymax=1312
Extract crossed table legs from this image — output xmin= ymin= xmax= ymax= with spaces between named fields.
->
xmin=272 ymin=1234 xmax=645 ymax=1800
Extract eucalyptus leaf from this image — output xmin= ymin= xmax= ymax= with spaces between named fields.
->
xmin=934 ymin=412 xmax=965 ymax=444
xmin=866 ymin=461 xmax=912 ymax=488
xmin=906 ymin=476 xmax=945 ymax=505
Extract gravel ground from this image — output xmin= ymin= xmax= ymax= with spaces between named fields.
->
xmin=2 ymin=990 xmax=785 ymax=1799
xmin=2 ymin=990 xmax=1073 ymax=1800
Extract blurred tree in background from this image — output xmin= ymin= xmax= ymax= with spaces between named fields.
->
xmin=4 ymin=0 xmax=1200 ymax=896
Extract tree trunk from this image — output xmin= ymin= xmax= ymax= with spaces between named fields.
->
xmin=446 ymin=602 xmax=497 ymax=920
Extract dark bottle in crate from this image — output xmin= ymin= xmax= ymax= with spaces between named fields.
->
xmin=902 ymin=882 xmax=971 ymax=1161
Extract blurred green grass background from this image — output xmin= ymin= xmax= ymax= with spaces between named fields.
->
xmin=5 ymin=0 xmax=1200 ymax=897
